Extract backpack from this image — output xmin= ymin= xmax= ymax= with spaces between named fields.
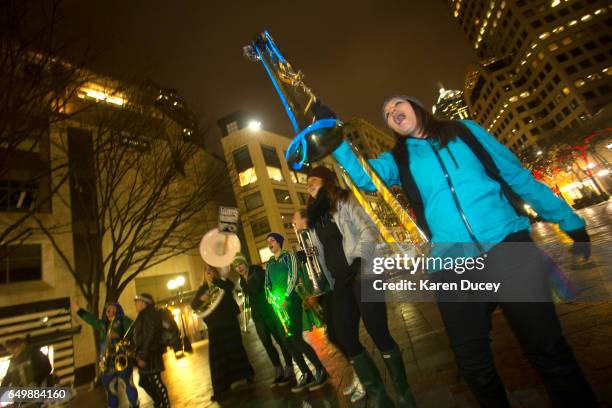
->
xmin=392 ymin=125 xmax=530 ymax=239
xmin=158 ymin=308 xmax=181 ymax=348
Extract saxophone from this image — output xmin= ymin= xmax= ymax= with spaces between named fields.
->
xmin=99 ymin=317 xmax=116 ymax=373
xmin=113 ymin=321 xmax=135 ymax=372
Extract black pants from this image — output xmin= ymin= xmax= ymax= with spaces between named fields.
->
xmin=139 ymin=372 xmax=170 ymax=408
xmin=280 ymin=296 xmax=324 ymax=375
xmin=332 ymin=278 xmax=397 ymax=357
xmin=320 ymin=291 xmax=347 ymax=358
xmin=253 ymin=314 xmax=293 ymax=368
xmin=434 ymin=231 xmax=597 ymax=408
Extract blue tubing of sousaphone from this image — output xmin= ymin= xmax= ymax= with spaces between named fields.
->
xmin=245 ymin=31 xmax=344 ymax=169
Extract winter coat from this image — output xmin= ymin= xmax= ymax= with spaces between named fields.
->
xmin=132 ymin=304 xmax=164 ymax=373
xmin=332 ymin=119 xmax=584 ymax=255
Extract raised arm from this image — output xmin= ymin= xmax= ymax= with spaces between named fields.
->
xmin=332 ymin=141 xmax=401 ymax=192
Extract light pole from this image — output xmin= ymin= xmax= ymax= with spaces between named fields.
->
xmin=167 ymin=277 xmax=193 ymax=353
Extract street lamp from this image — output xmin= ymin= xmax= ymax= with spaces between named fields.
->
xmin=248 ymin=120 xmax=261 ymax=131
xmin=166 ymin=276 xmax=193 ymax=353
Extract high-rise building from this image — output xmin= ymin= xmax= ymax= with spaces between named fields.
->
xmin=432 ymin=87 xmax=471 ymax=120
xmin=0 ymin=68 xmax=216 ymax=386
xmin=219 ymin=112 xmax=342 ymax=264
xmin=447 ymin=1 xmax=611 ymax=153
xmin=342 ymin=118 xmax=396 ymax=159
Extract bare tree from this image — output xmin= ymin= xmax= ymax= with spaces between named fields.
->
xmin=0 ymin=0 xmax=92 ymax=251
xmin=31 ymin=81 xmax=229 ymax=323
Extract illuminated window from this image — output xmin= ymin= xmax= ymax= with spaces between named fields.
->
xmin=78 ymin=83 xmax=125 ymax=106
xmin=290 ymin=171 xmax=308 ymax=184
xmin=561 ymin=37 xmax=572 ymax=45
xmin=273 ymin=189 xmax=292 ymax=205
xmin=258 ymin=246 xmax=273 ymax=263
xmin=238 ymin=168 xmax=257 ymax=187
xmin=574 ymin=79 xmax=586 ymax=87
xmin=548 ymin=43 xmax=559 ymax=51
xmin=233 ymin=147 xmax=257 ymax=187
xmin=267 ymin=166 xmax=284 ymax=182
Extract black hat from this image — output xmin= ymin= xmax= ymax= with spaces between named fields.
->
xmin=307 ymin=166 xmax=336 ymax=184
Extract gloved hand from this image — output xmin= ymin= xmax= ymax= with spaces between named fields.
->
xmin=343 ymin=257 xmax=362 ymax=286
xmin=566 ymin=228 xmax=591 ymax=261
xmin=295 ymin=250 xmax=307 ymax=264
xmin=311 ymin=99 xmax=337 ymax=120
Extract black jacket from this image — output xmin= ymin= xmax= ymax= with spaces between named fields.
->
xmin=239 ymin=265 xmax=275 ymax=321
xmin=132 ymin=304 xmax=164 ymax=373
xmin=1 ymin=346 xmax=52 ymax=387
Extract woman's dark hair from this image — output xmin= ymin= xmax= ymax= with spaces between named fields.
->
xmin=307 ymin=179 xmax=349 ymax=214
xmin=392 ymin=100 xmax=472 ymax=165
xmin=392 ymin=100 xmax=472 ymax=146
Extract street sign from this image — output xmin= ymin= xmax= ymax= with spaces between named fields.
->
xmin=218 ymin=206 xmax=239 ymax=233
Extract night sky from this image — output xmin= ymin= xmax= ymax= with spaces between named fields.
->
xmin=61 ymin=0 xmax=476 ymax=149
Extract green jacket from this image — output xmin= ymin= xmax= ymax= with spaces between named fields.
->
xmin=76 ymin=308 xmax=133 ymax=347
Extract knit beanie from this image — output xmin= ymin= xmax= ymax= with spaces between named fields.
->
xmin=232 ymin=252 xmax=248 ymax=267
xmin=381 ymin=95 xmax=424 ymax=121
xmin=266 ymin=232 xmax=285 ymax=248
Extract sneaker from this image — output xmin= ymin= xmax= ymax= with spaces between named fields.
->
xmin=291 ymin=372 xmax=314 ymax=393
xmin=350 ymin=379 xmax=366 ymax=403
xmin=342 ymin=374 xmax=359 ymax=396
xmin=308 ymin=369 xmax=329 ymax=391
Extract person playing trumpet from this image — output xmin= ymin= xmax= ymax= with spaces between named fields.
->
xmin=264 ymin=232 xmax=329 ymax=393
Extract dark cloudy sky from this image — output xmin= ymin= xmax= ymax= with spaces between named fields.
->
xmin=61 ymin=0 xmax=476 ymax=145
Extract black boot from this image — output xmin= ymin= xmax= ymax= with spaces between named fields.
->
xmin=351 ymin=351 xmax=395 ymax=408
xmin=382 ymin=347 xmax=417 ymax=408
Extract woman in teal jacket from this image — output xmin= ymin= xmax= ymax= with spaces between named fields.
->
xmin=331 ymin=95 xmax=596 ymax=408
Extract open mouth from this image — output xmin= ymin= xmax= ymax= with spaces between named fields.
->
xmin=394 ymin=113 xmax=406 ymax=125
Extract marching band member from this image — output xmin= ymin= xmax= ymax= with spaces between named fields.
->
xmin=292 ymin=209 xmax=366 ymax=404
xmin=72 ymin=300 xmax=139 ymax=408
xmin=191 ymin=263 xmax=254 ymax=402
xmin=233 ymin=252 xmax=295 ymax=387
xmin=305 ymin=166 xmax=416 ymax=408
xmin=133 ymin=293 xmax=170 ymax=408
xmin=330 ymin=95 xmax=596 ymax=408
xmin=264 ymin=232 xmax=329 ymax=393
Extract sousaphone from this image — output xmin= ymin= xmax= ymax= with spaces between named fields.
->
xmin=195 ymin=228 xmax=241 ymax=318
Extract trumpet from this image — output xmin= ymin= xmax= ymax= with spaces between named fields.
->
xmin=265 ymin=286 xmax=292 ymax=337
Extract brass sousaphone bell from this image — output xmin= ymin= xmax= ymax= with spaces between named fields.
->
xmin=194 ymin=228 xmax=241 ymax=318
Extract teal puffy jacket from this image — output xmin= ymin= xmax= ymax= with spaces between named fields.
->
xmin=332 ymin=120 xmax=584 ymax=251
